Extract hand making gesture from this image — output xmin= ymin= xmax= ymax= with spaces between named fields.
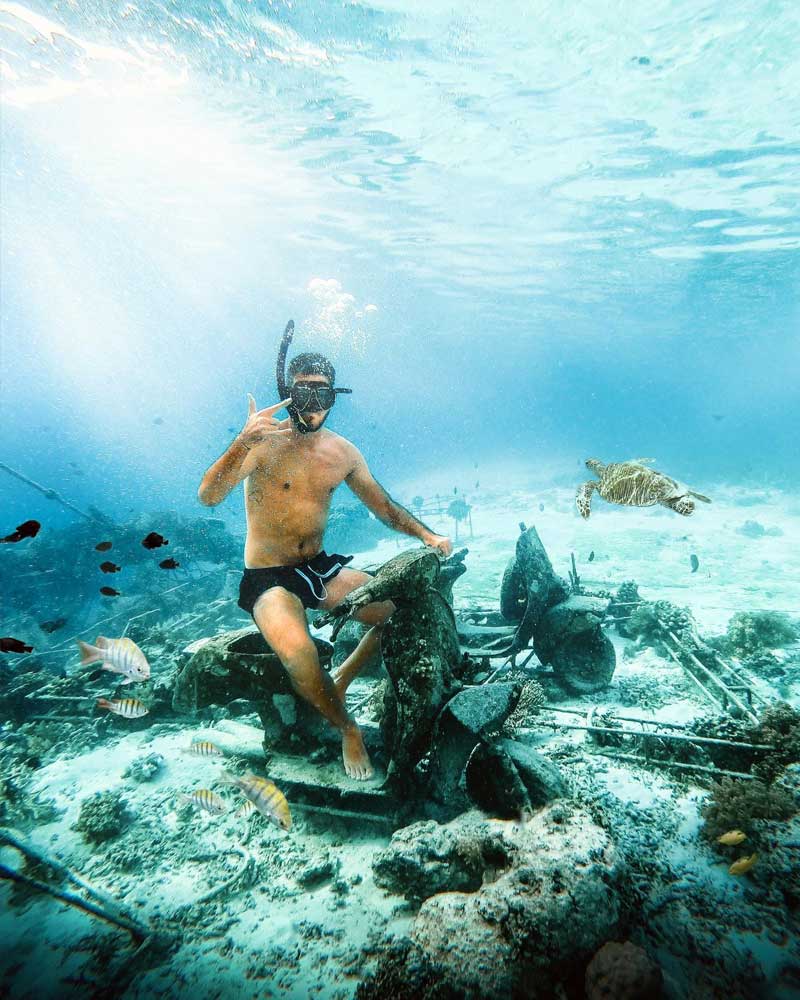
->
xmin=238 ymin=394 xmax=293 ymax=448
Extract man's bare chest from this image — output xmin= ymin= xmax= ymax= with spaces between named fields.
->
xmin=247 ymin=446 xmax=347 ymax=506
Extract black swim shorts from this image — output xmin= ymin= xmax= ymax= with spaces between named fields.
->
xmin=237 ymin=550 xmax=354 ymax=617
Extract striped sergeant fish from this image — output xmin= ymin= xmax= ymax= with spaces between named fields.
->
xmin=77 ymin=636 xmax=150 ymax=684
xmin=219 ymin=771 xmax=292 ymax=831
xmin=181 ymin=789 xmax=227 ymax=815
xmin=96 ymin=697 xmax=149 ymax=719
xmin=185 ymin=741 xmax=224 ymax=758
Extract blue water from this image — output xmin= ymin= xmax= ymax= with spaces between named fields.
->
xmin=2 ymin=0 xmax=799 ymax=532
xmin=2 ymin=5 xmax=800 ymax=998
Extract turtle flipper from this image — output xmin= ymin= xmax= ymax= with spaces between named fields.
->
xmin=662 ymin=497 xmax=695 ymax=516
xmin=689 ymin=491 xmax=711 ymax=503
xmin=576 ymin=482 xmax=596 ymax=519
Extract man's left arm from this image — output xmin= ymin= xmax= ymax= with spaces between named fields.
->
xmin=345 ymin=448 xmax=453 ymax=557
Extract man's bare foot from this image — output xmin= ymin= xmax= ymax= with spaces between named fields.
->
xmin=342 ymin=723 xmax=374 ymax=780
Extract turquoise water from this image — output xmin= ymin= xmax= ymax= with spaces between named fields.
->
xmin=2 ymin=1 xmax=799 ymax=526
xmin=2 ymin=4 xmax=800 ymax=999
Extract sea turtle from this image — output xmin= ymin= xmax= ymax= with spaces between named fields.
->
xmin=576 ymin=458 xmax=711 ymax=519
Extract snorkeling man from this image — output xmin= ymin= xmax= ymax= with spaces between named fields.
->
xmin=198 ymin=328 xmax=452 ymax=780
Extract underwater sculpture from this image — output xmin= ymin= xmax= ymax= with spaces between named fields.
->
xmin=172 ymin=627 xmax=339 ymax=751
xmin=499 ymin=524 xmax=616 ymax=693
xmin=576 ymin=458 xmax=711 ymax=518
xmin=317 ymin=548 xmax=462 ymax=794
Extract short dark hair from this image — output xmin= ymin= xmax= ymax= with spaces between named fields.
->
xmin=288 ymin=352 xmax=335 ymax=385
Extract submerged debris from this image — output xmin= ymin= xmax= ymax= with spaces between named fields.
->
xmin=123 ymin=752 xmax=166 ymax=783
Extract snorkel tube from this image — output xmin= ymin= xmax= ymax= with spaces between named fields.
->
xmin=276 ymin=319 xmax=352 ymax=434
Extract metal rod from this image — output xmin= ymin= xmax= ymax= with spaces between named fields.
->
xmin=661 ymin=639 xmax=724 ymax=709
xmin=531 ymin=721 xmax=772 ymax=751
xmin=665 ymin=628 xmax=758 ymax=724
xmin=540 ymin=705 xmax=692 ymax=727
xmin=0 ymin=462 xmax=98 ymax=522
xmin=588 ymin=750 xmax=755 ymax=779
xmin=713 ymin=651 xmax=770 ymax=707
xmin=290 ymin=801 xmax=393 ymax=823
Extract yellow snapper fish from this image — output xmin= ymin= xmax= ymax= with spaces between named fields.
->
xmin=96 ymin=697 xmax=149 ymax=719
xmin=717 ymin=830 xmax=748 ymax=846
xmin=181 ymin=789 xmax=227 ymax=816
xmin=185 ymin=740 xmax=224 ymax=758
xmin=729 ymin=853 xmax=758 ymax=876
xmin=77 ymin=636 xmax=150 ymax=685
xmin=219 ymin=771 xmax=292 ymax=831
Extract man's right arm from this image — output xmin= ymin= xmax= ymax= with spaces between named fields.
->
xmin=197 ymin=437 xmax=261 ymax=507
xmin=198 ymin=394 xmax=291 ymax=506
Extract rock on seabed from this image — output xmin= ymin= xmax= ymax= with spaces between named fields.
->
xmin=376 ymin=803 xmax=623 ymax=999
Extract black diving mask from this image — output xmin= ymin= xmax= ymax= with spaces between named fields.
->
xmin=291 ymin=382 xmax=340 ymax=412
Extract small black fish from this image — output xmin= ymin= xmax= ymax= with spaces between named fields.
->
xmin=712 ymin=414 xmax=725 ymax=422
xmin=1 ymin=519 xmax=41 ymax=543
xmin=142 ymin=532 xmax=168 ymax=550
xmin=588 ymin=551 xmax=595 ymax=562
xmin=39 ymin=618 xmax=67 ymax=634
xmin=1 ymin=637 xmax=33 ymax=653
xmin=227 ymin=427 xmax=237 ymax=434
xmin=86 ymin=668 xmax=106 ymax=682
xmin=99 ymin=561 xmax=121 ymax=573
xmin=100 ymin=586 xmax=120 ymax=597
xmin=95 ymin=541 xmax=113 ymax=551
xmin=539 ymin=503 xmax=545 ymax=512
xmin=690 ymin=554 xmax=699 ymax=573
xmin=159 ymin=557 xmax=180 ymax=569
xmin=153 ymin=416 xmax=164 ymax=425
xmin=475 ymin=481 xmax=480 ymax=489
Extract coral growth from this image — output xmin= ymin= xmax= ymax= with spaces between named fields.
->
xmin=626 ymin=599 xmax=696 ymax=652
xmin=741 ymin=651 xmax=787 ymax=679
xmin=700 ymin=777 xmax=796 ymax=843
xmin=356 ymin=939 xmax=461 ymax=1000
xmin=751 ymin=703 xmax=800 ymax=783
xmin=585 ymin=940 xmax=663 ymax=1000
xmin=501 ymin=679 xmax=546 ymax=735
xmin=725 ymin=612 xmax=798 ymax=658
xmin=73 ymin=791 xmax=130 ymax=844
xmin=608 ymin=581 xmax=642 ymax=638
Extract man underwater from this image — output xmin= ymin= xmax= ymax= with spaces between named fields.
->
xmin=198 ymin=328 xmax=452 ymax=780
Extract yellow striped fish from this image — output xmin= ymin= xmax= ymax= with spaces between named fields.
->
xmin=181 ymin=789 xmax=227 ymax=815
xmin=220 ymin=771 xmax=291 ymax=831
xmin=77 ymin=636 xmax=150 ymax=685
xmin=96 ymin=697 xmax=149 ymax=719
xmin=236 ymin=800 xmax=257 ymax=819
xmin=186 ymin=741 xmax=224 ymax=758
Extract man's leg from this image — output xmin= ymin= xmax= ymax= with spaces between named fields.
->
xmin=317 ymin=569 xmax=395 ymax=698
xmin=252 ymin=586 xmax=373 ymax=780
